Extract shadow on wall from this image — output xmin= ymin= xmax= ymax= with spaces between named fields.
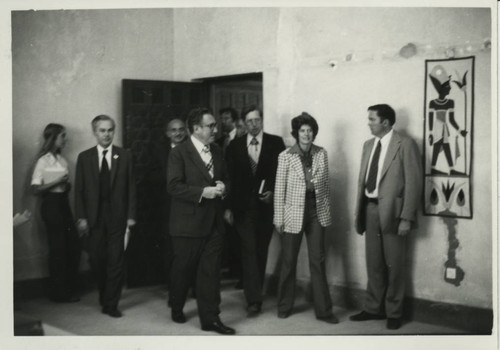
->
xmin=324 ymin=120 xmax=355 ymax=306
xmin=393 ymin=109 xmax=429 ymax=305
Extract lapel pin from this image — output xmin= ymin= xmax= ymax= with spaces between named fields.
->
xmin=113 ymin=154 xmax=119 ymax=160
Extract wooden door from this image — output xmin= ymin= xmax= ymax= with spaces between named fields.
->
xmin=122 ymin=79 xmax=208 ymax=287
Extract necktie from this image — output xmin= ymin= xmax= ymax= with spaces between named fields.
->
xmin=100 ymin=150 xmax=111 ymax=201
xmin=249 ymin=137 xmax=259 ymax=174
xmin=366 ymin=141 xmax=381 ymax=193
xmin=202 ymin=145 xmax=214 ymax=178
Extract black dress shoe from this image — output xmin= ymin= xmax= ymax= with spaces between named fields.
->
xmin=171 ymin=310 xmax=186 ymax=324
xmin=317 ymin=314 xmax=339 ymax=324
xmin=201 ymin=320 xmax=236 ymax=335
xmin=349 ymin=311 xmax=385 ymax=321
xmin=234 ymin=280 xmax=243 ymax=290
xmin=277 ymin=311 xmax=290 ymax=319
xmin=246 ymin=303 xmax=262 ymax=317
xmin=102 ymin=307 xmax=123 ymax=318
xmin=386 ymin=318 xmax=402 ymax=329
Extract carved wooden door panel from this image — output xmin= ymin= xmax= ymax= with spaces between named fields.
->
xmin=122 ymin=79 xmax=208 ymax=287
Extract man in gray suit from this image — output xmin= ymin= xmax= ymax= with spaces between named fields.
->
xmin=350 ymin=104 xmax=422 ymax=330
xmin=75 ymin=115 xmax=136 ymax=318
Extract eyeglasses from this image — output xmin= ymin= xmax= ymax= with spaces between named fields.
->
xmin=201 ymin=123 xmax=217 ymax=130
xmin=245 ymin=118 xmax=262 ymax=125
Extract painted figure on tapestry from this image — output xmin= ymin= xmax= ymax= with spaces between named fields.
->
xmin=428 ymin=65 xmax=468 ymax=176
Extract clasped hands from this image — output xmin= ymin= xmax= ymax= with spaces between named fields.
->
xmin=202 ymin=180 xmax=226 ymax=199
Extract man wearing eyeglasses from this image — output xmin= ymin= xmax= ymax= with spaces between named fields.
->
xmin=225 ymin=105 xmax=285 ymax=317
xmin=167 ymin=107 xmax=235 ymax=335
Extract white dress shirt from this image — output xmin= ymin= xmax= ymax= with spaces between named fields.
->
xmin=97 ymin=144 xmax=113 ymax=170
xmin=365 ymin=129 xmax=393 ymax=198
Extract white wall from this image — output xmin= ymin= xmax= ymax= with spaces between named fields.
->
xmin=12 ymin=8 xmax=175 ymax=280
xmin=12 ymin=7 xmax=494 ymax=310
xmin=172 ymin=7 xmax=493 ymax=309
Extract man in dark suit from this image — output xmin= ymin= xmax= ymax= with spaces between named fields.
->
xmin=350 ymin=104 xmax=422 ymax=330
xmin=75 ymin=115 xmax=136 ymax=318
xmin=167 ymin=107 xmax=235 ymax=335
xmin=225 ymin=105 xmax=285 ymax=317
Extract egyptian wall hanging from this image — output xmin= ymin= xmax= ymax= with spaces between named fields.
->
xmin=423 ymin=56 xmax=474 ymax=219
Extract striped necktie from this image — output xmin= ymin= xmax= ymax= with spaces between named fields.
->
xmin=249 ymin=137 xmax=259 ymax=175
xmin=202 ymin=145 xmax=214 ymax=178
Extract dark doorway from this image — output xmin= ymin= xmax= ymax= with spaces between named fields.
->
xmin=122 ymin=73 xmax=263 ymax=287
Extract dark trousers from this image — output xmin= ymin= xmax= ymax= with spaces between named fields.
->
xmin=277 ymin=196 xmax=332 ymax=318
xmin=364 ymin=201 xmax=407 ymax=318
xmin=41 ymin=193 xmax=80 ymax=300
xmin=87 ymin=202 xmax=125 ymax=309
xmin=234 ymin=198 xmax=274 ymax=306
xmin=169 ymin=228 xmax=224 ymax=326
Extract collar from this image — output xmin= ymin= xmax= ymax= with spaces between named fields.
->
xmin=229 ymin=128 xmax=237 ymax=141
xmin=42 ymin=152 xmax=60 ymax=164
xmin=247 ymin=131 xmax=263 ymax=146
xmin=97 ymin=144 xmax=113 ymax=155
xmin=288 ymin=143 xmax=320 ymax=155
xmin=191 ymin=135 xmax=208 ymax=153
xmin=374 ymin=128 xmax=393 ymax=147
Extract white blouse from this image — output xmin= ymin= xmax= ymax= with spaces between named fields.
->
xmin=31 ymin=152 xmax=69 ymax=193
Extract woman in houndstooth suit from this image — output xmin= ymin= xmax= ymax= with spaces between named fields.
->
xmin=273 ymin=112 xmax=337 ymax=324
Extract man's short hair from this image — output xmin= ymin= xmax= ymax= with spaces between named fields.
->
xmin=241 ymin=105 xmax=263 ymax=121
xmin=187 ymin=107 xmax=211 ymax=134
xmin=166 ymin=117 xmax=186 ymax=130
xmin=367 ymin=104 xmax=396 ymax=126
xmin=91 ymin=115 xmax=116 ymax=131
xmin=219 ymin=107 xmax=238 ymax=122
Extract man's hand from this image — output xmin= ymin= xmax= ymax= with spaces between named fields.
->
xmin=258 ymin=191 xmax=273 ymax=204
xmin=202 ymin=186 xmax=224 ymax=199
xmin=275 ymin=224 xmax=284 ymax=234
xmin=77 ymin=219 xmax=89 ymax=237
xmin=224 ymin=209 xmax=234 ymax=225
xmin=215 ymin=181 xmax=226 ymax=196
xmin=398 ymin=219 xmax=411 ymax=236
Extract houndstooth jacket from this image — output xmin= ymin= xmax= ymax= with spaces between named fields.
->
xmin=273 ymin=143 xmax=332 ymax=234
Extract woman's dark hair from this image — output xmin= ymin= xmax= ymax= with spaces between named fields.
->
xmin=291 ymin=112 xmax=319 ymax=141
xmin=38 ymin=123 xmax=65 ymax=157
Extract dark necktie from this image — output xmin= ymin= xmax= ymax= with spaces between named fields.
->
xmin=366 ymin=141 xmax=381 ymax=193
xmin=100 ymin=150 xmax=111 ymax=201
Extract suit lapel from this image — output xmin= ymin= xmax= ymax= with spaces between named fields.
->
xmin=379 ymin=131 xmax=401 ymax=182
xmin=187 ymin=139 xmax=213 ymax=183
xmin=311 ymin=145 xmax=320 ymax=177
xmin=110 ymin=146 xmax=119 ymax=188
xmin=360 ymin=139 xmax=374 ymax=184
xmin=91 ymin=146 xmax=100 ymax=185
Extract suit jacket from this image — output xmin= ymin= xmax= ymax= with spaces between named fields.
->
xmin=225 ymin=133 xmax=285 ymax=215
xmin=75 ymin=145 xmax=137 ymax=230
xmin=274 ymin=144 xmax=332 ymax=234
xmin=355 ymin=130 xmax=422 ymax=235
xmin=167 ymin=138 xmax=227 ymax=238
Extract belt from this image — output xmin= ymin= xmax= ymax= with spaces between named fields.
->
xmin=366 ymin=197 xmax=378 ymax=204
